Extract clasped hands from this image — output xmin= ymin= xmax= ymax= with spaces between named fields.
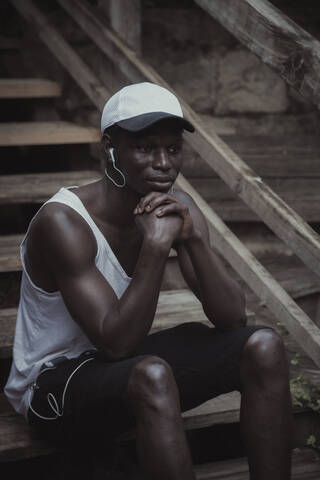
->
xmin=133 ymin=191 xmax=196 ymax=244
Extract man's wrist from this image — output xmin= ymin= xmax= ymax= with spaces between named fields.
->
xmin=143 ymin=235 xmax=172 ymax=256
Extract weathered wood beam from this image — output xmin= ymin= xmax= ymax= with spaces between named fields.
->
xmin=54 ymin=0 xmax=320 ymax=280
xmin=176 ymin=174 xmax=320 ymax=368
xmin=194 ymin=0 xmax=320 ymax=110
xmin=99 ymin=0 xmax=141 ymax=53
xmin=11 ymin=0 xmax=320 ymax=366
xmin=0 ymin=78 xmax=62 ymax=99
xmin=10 ymin=0 xmax=110 ymax=112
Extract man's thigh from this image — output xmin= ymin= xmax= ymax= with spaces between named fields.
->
xmin=135 ymin=322 xmax=270 ymax=412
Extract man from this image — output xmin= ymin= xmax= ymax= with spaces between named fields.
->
xmin=5 ymin=82 xmax=292 ymax=479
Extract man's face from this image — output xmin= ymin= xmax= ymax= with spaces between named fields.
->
xmin=112 ymin=121 xmax=184 ymax=196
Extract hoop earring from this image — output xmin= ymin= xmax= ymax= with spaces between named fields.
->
xmin=104 ymin=148 xmax=126 ymax=188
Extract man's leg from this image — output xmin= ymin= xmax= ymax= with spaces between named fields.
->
xmin=127 ymin=355 xmax=196 ymax=480
xmin=240 ymin=329 xmax=293 ymax=480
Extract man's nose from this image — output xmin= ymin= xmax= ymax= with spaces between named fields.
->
xmin=153 ymin=149 xmax=170 ymax=170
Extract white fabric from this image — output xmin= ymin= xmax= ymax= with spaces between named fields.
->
xmin=101 ymin=82 xmax=184 ymax=133
xmin=4 ymin=187 xmax=131 ymax=419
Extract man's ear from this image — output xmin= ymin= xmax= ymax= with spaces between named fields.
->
xmin=101 ymin=133 xmax=112 ymax=155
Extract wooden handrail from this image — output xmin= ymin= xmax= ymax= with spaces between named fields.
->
xmin=50 ymin=0 xmax=320 ymax=282
xmin=194 ymin=0 xmax=320 ymax=110
xmin=11 ymin=0 xmax=320 ymax=366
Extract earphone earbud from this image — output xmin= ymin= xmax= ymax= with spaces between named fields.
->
xmin=105 ymin=147 xmax=126 ymax=188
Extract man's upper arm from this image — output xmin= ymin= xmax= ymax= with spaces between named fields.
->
xmin=29 ymin=204 xmax=119 ymax=351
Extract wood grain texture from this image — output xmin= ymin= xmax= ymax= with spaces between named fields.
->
xmin=103 ymin=0 xmax=141 ymax=53
xmin=194 ymin=0 xmax=320 ymax=110
xmin=0 ymin=78 xmax=61 ymax=98
xmin=190 ymin=177 xmax=320 ymax=222
xmin=182 ymin=135 xmax=320 ymax=178
xmin=10 ymin=0 xmax=110 ymax=112
xmin=0 ymin=121 xmax=100 ymax=146
xmin=0 ymin=171 xmax=101 ymax=205
xmin=0 ymin=235 xmax=22 ymax=272
xmin=194 ymin=447 xmax=320 ymax=479
xmin=53 ymin=0 xmax=320 ymax=280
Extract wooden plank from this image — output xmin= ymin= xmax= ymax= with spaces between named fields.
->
xmin=0 ymin=290 xmax=210 ymax=359
xmin=194 ymin=448 xmax=320 ymax=480
xmin=183 ymin=135 xmax=320 ymax=178
xmin=0 ymin=235 xmax=176 ymax=273
xmin=101 ymin=0 xmax=141 ymax=53
xmin=176 ymin=174 xmax=320 ymax=368
xmin=0 ymin=235 xmax=22 ymax=272
xmin=0 ymin=121 xmax=100 ymax=146
xmin=194 ymin=0 xmax=320 ymax=111
xmin=52 ymin=0 xmax=320 ymax=281
xmin=4 ymin=174 xmax=320 ymax=223
xmin=191 ymin=178 xmax=320 ymax=222
xmin=0 ymin=289 xmax=257 ymax=359
xmin=0 ymin=414 xmax=56 ymax=461
xmin=1 ymin=270 xmax=318 ymax=360
xmin=0 ymin=171 xmax=101 ymax=205
xmin=10 ymin=0 xmax=110 ymax=112
xmin=0 ymin=78 xmax=62 ymax=98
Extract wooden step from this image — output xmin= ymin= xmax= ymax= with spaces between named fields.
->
xmin=0 ymin=121 xmax=100 ymax=146
xmin=194 ymin=447 xmax=320 ymax=479
xmin=182 ymin=135 xmax=320 ymax=178
xmin=0 ymin=388 xmax=316 ymax=463
xmin=0 ymin=235 xmax=177 ymax=273
xmin=1 ymin=261 xmax=319 ymax=358
xmin=0 ymin=289 xmax=213 ymax=359
xmin=0 ymin=235 xmax=22 ymax=272
xmin=191 ymin=177 xmax=320 ymax=222
xmin=0 ymin=170 xmax=101 ymax=205
xmin=0 ymin=79 xmax=62 ymax=99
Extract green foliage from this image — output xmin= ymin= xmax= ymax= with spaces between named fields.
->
xmin=290 ymin=375 xmax=320 ymax=413
xmin=307 ymin=435 xmax=318 ymax=449
xmin=290 ymin=352 xmax=301 ymax=366
xmin=276 ymin=322 xmax=289 ymax=337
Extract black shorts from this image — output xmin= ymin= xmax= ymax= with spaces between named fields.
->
xmin=28 ymin=322 xmax=269 ymax=445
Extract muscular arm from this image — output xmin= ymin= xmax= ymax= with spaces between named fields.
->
xmin=135 ymin=191 xmax=247 ymax=331
xmin=28 ymin=203 xmax=181 ymax=360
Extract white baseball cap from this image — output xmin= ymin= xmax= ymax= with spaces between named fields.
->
xmin=101 ymin=82 xmax=195 ymax=134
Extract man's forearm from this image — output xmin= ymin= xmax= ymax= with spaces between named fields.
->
xmin=183 ymin=233 xmax=246 ymax=330
xmin=101 ymin=238 xmax=170 ymax=359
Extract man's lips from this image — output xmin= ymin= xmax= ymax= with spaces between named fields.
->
xmin=146 ymin=177 xmax=173 ymax=183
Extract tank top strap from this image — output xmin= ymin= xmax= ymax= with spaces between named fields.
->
xmin=44 ymin=187 xmax=105 ymax=244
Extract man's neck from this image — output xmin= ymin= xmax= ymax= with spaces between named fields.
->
xmin=95 ymin=178 xmax=141 ymax=230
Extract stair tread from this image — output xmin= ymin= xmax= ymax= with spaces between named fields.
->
xmin=194 ymin=447 xmax=320 ymax=479
xmin=0 ymin=289 xmax=212 ymax=358
xmin=0 ymin=121 xmax=100 ymax=146
xmin=0 ymin=170 xmax=101 ymax=204
xmin=0 ymin=78 xmax=62 ymax=99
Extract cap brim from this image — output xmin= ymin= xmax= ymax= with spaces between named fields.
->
xmin=116 ymin=112 xmax=195 ymax=133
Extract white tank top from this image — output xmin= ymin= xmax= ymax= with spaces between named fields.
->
xmin=4 ymin=187 xmax=131 ymax=418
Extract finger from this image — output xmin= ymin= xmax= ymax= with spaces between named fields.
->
xmin=134 ymin=192 xmax=162 ymax=214
xmin=145 ymin=195 xmax=176 ymax=213
xmin=137 ymin=193 xmax=175 ymax=214
xmin=156 ymin=203 xmax=188 ymax=218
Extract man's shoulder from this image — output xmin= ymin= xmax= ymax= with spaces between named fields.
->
xmin=28 ymin=201 xmax=96 ymax=261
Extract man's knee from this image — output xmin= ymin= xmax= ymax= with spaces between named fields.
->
xmin=128 ymin=356 xmax=177 ymax=409
xmin=241 ymin=329 xmax=289 ymax=384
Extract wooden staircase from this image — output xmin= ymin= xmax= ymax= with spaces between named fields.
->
xmin=1 ymin=0 xmax=320 ymax=478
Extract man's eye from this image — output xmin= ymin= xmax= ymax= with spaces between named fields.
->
xmin=136 ymin=145 xmax=150 ymax=153
xmin=168 ymin=145 xmax=181 ymax=154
